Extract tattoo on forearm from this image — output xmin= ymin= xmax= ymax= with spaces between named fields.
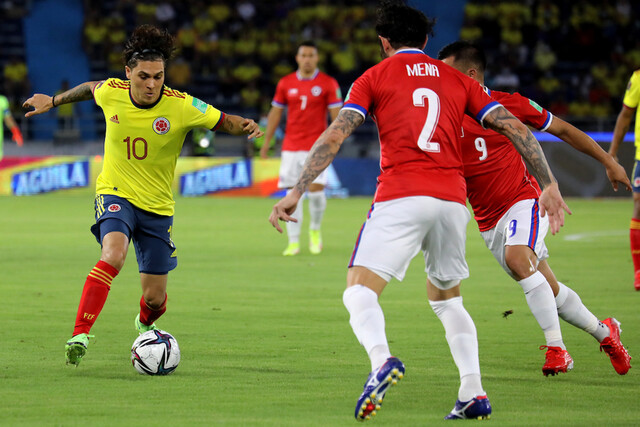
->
xmin=485 ymin=106 xmax=554 ymax=187
xmin=221 ymin=116 xmax=237 ymax=134
xmin=59 ymin=83 xmax=95 ymax=104
xmin=294 ymin=110 xmax=363 ymax=193
xmin=334 ymin=109 xmax=364 ymax=135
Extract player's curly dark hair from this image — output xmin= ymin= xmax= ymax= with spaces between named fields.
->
xmin=376 ymin=0 xmax=435 ymax=50
xmin=123 ymin=25 xmax=175 ymax=69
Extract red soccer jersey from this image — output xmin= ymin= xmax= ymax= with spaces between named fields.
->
xmin=462 ymin=88 xmax=553 ymax=231
xmin=272 ymin=70 xmax=343 ymax=151
xmin=343 ymin=49 xmax=500 ymax=204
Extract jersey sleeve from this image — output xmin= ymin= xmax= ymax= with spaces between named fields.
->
xmin=184 ymin=95 xmax=224 ymax=131
xmin=272 ymin=78 xmax=288 ymax=108
xmin=505 ymin=92 xmax=553 ymax=131
xmin=327 ymin=77 xmax=343 ymax=109
xmin=342 ymin=72 xmax=372 ymax=119
xmin=92 ymin=79 xmax=109 ymax=107
xmin=465 ymin=79 xmax=501 ymax=126
xmin=623 ymin=71 xmax=640 ymax=110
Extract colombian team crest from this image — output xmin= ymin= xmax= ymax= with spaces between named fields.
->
xmin=153 ymin=117 xmax=170 ymax=135
xmin=108 ymin=204 xmax=121 ymax=212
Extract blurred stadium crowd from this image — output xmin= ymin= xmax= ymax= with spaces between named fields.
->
xmin=1 ymin=0 xmax=640 ymax=143
xmin=462 ymin=0 xmax=640 ymax=122
xmin=81 ymin=0 xmax=382 ymax=119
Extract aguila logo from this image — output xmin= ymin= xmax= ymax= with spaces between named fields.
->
xmin=108 ymin=204 xmax=121 ymax=212
xmin=153 ymin=117 xmax=170 ymax=135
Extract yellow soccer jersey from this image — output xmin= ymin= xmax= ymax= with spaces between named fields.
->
xmin=622 ymin=70 xmax=640 ymax=160
xmin=93 ymin=78 xmax=224 ymax=215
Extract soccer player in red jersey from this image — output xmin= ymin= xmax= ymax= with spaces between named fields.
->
xmin=270 ymin=3 xmax=569 ymax=421
xmin=438 ymin=40 xmax=631 ymax=376
xmin=23 ymin=25 xmax=262 ymax=366
xmin=260 ymin=41 xmax=343 ymax=256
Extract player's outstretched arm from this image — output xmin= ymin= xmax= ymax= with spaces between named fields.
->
xmin=484 ymin=105 xmax=571 ymax=235
xmin=269 ymin=109 xmax=363 ymax=232
xmin=609 ymin=105 xmax=634 ymax=161
xmin=547 ymin=117 xmax=631 ymax=192
xmin=219 ymin=114 xmax=263 ymax=140
xmin=260 ymin=106 xmax=284 ymax=158
xmin=23 ymin=81 xmax=99 ymax=117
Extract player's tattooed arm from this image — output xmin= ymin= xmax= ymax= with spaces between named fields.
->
xmin=220 ymin=114 xmax=243 ymax=134
xmin=483 ymin=105 xmax=555 ymax=188
xmin=23 ymin=81 xmax=100 ymax=117
xmin=57 ymin=82 xmax=100 ymax=104
xmin=293 ymin=109 xmax=364 ymax=194
xmin=220 ymin=114 xmax=263 ymax=139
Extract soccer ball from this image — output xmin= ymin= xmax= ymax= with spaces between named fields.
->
xmin=131 ymin=330 xmax=181 ymax=375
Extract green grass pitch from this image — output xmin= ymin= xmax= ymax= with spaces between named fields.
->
xmin=0 ymin=194 xmax=638 ymax=426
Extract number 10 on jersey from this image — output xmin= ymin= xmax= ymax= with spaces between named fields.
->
xmin=123 ymin=136 xmax=148 ymax=160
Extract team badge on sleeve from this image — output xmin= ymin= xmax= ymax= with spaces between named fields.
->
xmin=192 ymin=97 xmax=208 ymax=114
xmin=529 ymin=99 xmax=543 ymax=113
xmin=153 ymin=117 xmax=170 ymax=135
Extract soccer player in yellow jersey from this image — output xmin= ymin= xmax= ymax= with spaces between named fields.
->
xmin=23 ymin=25 xmax=263 ymax=366
xmin=610 ymin=69 xmax=640 ymax=291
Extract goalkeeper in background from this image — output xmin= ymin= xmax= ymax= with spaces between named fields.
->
xmin=0 ymin=93 xmax=23 ymax=161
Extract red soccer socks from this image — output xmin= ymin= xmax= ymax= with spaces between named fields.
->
xmin=73 ymin=260 xmax=119 ymax=336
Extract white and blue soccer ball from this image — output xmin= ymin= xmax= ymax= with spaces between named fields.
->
xmin=131 ymin=330 xmax=180 ymax=375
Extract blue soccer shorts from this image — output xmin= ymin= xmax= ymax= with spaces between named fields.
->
xmin=632 ymin=160 xmax=640 ymax=193
xmin=90 ymin=194 xmax=177 ymax=274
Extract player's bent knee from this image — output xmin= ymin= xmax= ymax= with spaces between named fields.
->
xmin=505 ymin=256 xmax=537 ymax=281
xmin=100 ymin=250 xmax=126 ymax=271
xmin=504 ymin=248 xmax=537 ymax=281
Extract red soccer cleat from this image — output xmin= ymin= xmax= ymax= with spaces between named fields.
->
xmin=634 ymin=271 xmax=640 ymax=291
xmin=540 ymin=345 xmax=574 ymax=376
xmin=600 ymin=318 xmax=631 ymax=375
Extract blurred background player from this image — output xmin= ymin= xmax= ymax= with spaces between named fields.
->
xmin=260 ymin=41 xmax=343 ymax=256
xmin=23 ymin=25 xmax=262 ymax=366
xmin=0 ymin=92 xmax=23 ymax=161
xmin=270 ymin=2 xmax=570 ymax=421
xmin=609 ymin=68 xmax=640 ymax=291
xmin=439 ymin=40 xmax=631 ymax=376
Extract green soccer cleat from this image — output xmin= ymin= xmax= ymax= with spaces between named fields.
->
xmin=65 ymin=333 xmax=94 ymax=366
xmin=282 ymin=242 xmax=300 ymax=256
xmin=135 ymin=313 xmax=158 ymax=335
xmin=309 ymin=229 xmax=323 ymax=255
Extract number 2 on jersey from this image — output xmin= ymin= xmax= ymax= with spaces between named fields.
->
xmin=412 ymin=88 xmax=441 ymax=153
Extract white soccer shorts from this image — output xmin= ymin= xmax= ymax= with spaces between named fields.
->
xmin=278 ymin=150 xmax=328 ymax=188
xmin=349 ymin=196 xmax=471 ymax=288
xmin=480 ymin=198 xmax=549 ymax=279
